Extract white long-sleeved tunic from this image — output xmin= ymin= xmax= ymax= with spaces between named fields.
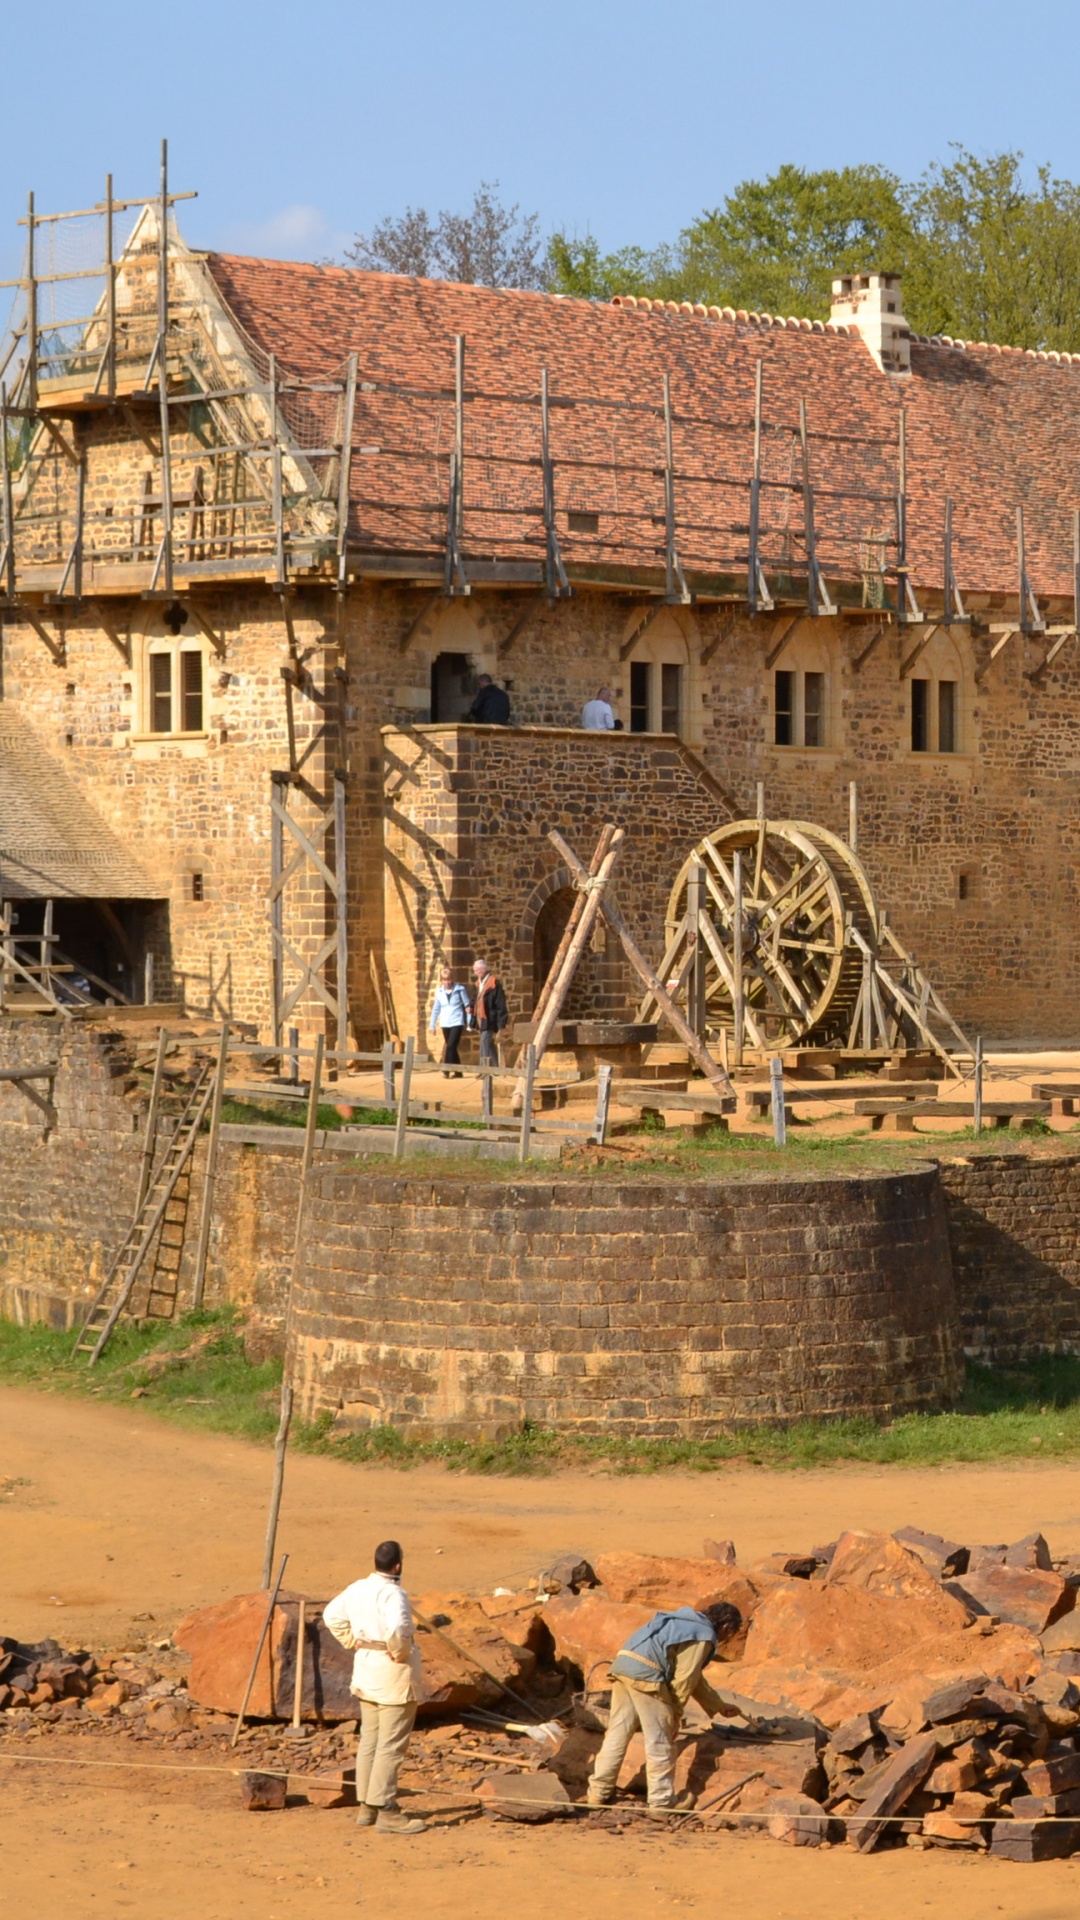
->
xmin=322 ymin=1571 xmax=425 ymax=1705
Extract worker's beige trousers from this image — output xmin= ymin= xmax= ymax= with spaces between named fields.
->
xmin=355 ymin=1699 xmax=417 ymax=1809
xmin=590 ymin=1680 xmax=677 ymax=1808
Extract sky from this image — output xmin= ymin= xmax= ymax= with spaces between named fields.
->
xmin=2 ymin=0 xmax=1080 ymax=292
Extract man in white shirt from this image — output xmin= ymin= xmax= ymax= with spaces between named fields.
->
xmin=323 ymin=1539 xmax=427 ymax=1835
xmin=582 ymin=686 xmax=616 ymax=730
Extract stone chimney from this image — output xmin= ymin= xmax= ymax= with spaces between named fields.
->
xmin=830 ymin=272 xmax=910 ymax=375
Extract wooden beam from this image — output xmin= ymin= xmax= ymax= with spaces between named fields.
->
xmin=899 ymin=623 xmax=941 ymax=679
xmin=13 ymin=604 xmax=64 ymax=664
xmin=851 ymin=623 xmax=886 ymax=672
xmin=187 ymin=602 xmax=226 ymax=659
xmin=398 ymin=588 xmax=445 ymax=653
xmin=764 ymin=614 xmax=800 ymax=671
xmin=498 ymin=594 xmax=544 ymax=658
xmin=700 ymin=612 xmax=732 ymax=668
xmin=87 ymin=600 xmax=131 ymax=665
xmin=38 ymin=415 xmax=80 ymax=468
xmin=619 ymin=601 xmax=664 ymax=661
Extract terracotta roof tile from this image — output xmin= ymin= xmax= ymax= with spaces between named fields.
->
xmin=206 ymin=253 xmax=1080 ymax=600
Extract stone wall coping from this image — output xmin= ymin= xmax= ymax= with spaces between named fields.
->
xmin=380 ymin=722 xmax=682 ymax=744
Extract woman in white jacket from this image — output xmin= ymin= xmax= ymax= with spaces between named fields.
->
xmin=323 ymin=1539 xmax=427 ymax=1835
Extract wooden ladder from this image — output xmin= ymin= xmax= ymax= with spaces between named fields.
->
xmin=73 ymin=1056 xmax=218 ymax=1365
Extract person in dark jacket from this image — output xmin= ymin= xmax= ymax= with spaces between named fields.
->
xmin=466 ymin=674 xmax=511 ymax=724
xmin=587 ymin=1602 xmax=743 ymax=1813
xmin=470 ymin=957 xmax=509 ymax=1066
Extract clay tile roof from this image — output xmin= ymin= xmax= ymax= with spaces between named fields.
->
xmin=206 ymin=252 xmax=1080 ymax=598
xmin=0 ymin=712 xmax=159 ymax=899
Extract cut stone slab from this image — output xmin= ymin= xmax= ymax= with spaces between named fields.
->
xmin=893 ymin=1526 xmax=969 ymax=1580
xmin=824 ymin=1531 xmax=970 ymax=1616
xmin=302 ymin=1769 xmax=358 ymax=1809
xmin=475 ymin=1770 xmax=571 ymax=1823
xmin=945 ymin=1564 xmax=1075 ymax=1635
xmin=240 ymin=1771 xmax=287 ymax=1812
xmin=1041 ymin=1611 xmax=1080 ymax=1655
xmin=1005 ymin=1532 xmax=1053 ymax=1571
xmin=989 ymin=1818 xmax=1080 ymax=1861
xmin=848 ymin=1731 xmax=939 ymax=1853
xmin=763 ymin=1793 xmax=830 ymax=1846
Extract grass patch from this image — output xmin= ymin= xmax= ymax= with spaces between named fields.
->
xmin=0 ymin=1309 xmax=282 ymax=1443
xmin=4 ymin=1312 xmax=1080 ymax=1473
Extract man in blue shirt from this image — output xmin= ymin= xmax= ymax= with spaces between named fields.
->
xmin=428 ymin=966 xmax=471 ymax=1075
xmin=586 ymin=1601 xmax=742 ymax=1814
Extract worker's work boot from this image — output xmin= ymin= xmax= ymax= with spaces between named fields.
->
xmin=646 ymin=1793 xmax=695 ymax=1819
xmin=586 ymin=1787 xmax=613 ymax=1808
xmin=355 ymin=1805 xmax=378 ymax=1828
xmin=376 ymin=1806 xmax=427 ymax=1835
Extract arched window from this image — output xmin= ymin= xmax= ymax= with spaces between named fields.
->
xmin=620 ymin=608 xmax=691 ymax=738
xmin=771 ymin=621 xmax=836 ymax=751
xmin=908 ymin=628 xmax=968 ymax=755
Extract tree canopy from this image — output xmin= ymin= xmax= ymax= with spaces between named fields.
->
xmin=344 ymin=150 xmax=1080 ymax=351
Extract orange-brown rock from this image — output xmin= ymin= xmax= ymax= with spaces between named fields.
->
xmin=543 ymin=1591 xmax=653 ymax=1682
xmin=175 ymin=1591 xmax=286 ymax=1718
xmin=946 ymin=1564 xmax=1076 ymax=1635
xmin=414 ymin=1591 xmax=537 ymax=1711
xmin=592 ymin=1552 xmax=759 ymax=1614
xmin=824 ymin=1530 xmax=972 ymax=1622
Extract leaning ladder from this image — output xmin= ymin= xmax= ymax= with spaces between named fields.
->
xmin=73 ymin=1055 xmax=218 ymax=1364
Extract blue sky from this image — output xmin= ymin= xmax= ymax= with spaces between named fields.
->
xmin=2 ymin=0 xmax=1079 ymax=289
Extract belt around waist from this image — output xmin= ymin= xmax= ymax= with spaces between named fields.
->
xmin=353 ymin=1637 xmax=390 ymax=1652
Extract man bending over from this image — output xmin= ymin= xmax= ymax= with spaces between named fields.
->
xmin=587 ymin=1601 xmax=743 ymax=1814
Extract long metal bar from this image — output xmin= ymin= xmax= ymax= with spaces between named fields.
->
xmin=156 ymin=140 xmax=174 ymax=597
xmin=333 ymin=771 xmax=349 ymax=1060
xmin=540 ymin=368 xmax=569 ymax=599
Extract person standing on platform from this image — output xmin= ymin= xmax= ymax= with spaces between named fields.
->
xmin=582 ymin=686 xmax=616 ymax=730
xmin=323 ymin=1539 xmax=428 ymax=1836
xmin=428 ymin=966 xmax=471 ymax=1076
xmin=467 ymin=673 xmax=511 ymax=724
xmin=470 ymin=957 xmax=509 ymax=1067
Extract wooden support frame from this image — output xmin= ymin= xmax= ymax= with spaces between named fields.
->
xmin=899 ymin=622 xmax=940 ymax=679
xmin=747 ymin=359 xmax=774 ymax=614
xmin=498 ymin=593 xmax=544 ymax=659
xmin=444 ymin=335 xmax=469 ymax=597
xmin=266 ymin=764 xmax=349 ymax=1052
xmin=0 ymin=1064 xmax=59 ymax=1134
xmin=799 ymin=399 xmax=836 ymax=618
xmin=764 ymin=613 xmax=800 ymax=671
xmin=700 ymin=609 xmax=732 ymax=668
xmin=942 ymin=496 xmax=968 ymax=626
xmin=0 ymin=382 xmax=15 ymax=599
xmin=540 ymin=369 xmax=570 ymax=601
xmin=187 ymin=601 xmax=227 ymax=659
xmin=336 ymin=351 xmax=358 ymax=589
xmin=398 ymin=587 xmax=445 ymax=653
xmin=851 ymin=623 xmax=886 ymax=673
xmin=191 ymin=1022 xmax=229 ymax=1309
xmin=662 ymin=373 xmax=692 ymax=605
xmin=11 ymin=603 xmax=64 ymax=664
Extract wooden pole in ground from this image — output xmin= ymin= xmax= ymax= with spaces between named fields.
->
xmin=191 ymin=1022 xmax=229 ymax=1310
xmin=732 ymin=851 xmax=745 ymax=1070
xmin=973 ymin=1034 xmax=983 ymax=1136
xmin=393 ymin=1036 xmax=414 ymax=1158
xmin=848 ymin=780 xmax=859 ymax=854
xmin=518 ymin=1044 xmax=537 ymax=1162
xmin=549 ymin=831 xmax=735 ymax=1099
xmin=290 ymin=1597 xmax=306 ymax=1732
xmin=770 ymin=1055 xmax=787 ymax=1148
xmin=260 ymin=1386 xmax=294 ymax=1592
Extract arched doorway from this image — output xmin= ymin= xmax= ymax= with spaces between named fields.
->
xmin=532 ymin=886 xmax=619 ymax=1019
xmin=430 ymin=652 xmax=474 ymax=722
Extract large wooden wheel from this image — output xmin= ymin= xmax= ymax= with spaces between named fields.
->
xmin=665 ymin=819 xmax=880 ymax=1049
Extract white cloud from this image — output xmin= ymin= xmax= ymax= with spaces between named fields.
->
xmin=217 ymin=204 xmax=350 ymax=262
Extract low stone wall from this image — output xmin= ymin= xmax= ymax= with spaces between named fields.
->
xmin=941 ymin=1153 xmax=1080 ymax=1361
xmin=287 ymin=1166 xmax=961 ymax=1436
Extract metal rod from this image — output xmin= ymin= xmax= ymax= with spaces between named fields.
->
xmin=732 ymin=849 xmax=744 ymax=1070
xmin=239 ymin=1546 xmax=289 ymax=1741
xmin=770 ymin=1055 xmax=787 ymax=1148
xmin=191 ymin=1022 xmax=229 ymax=1310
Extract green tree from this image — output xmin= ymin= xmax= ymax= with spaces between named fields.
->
xmin=904 ymin=148 xmax=1080 ymax=350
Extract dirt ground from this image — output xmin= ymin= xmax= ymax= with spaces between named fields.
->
xmin=4 ymin=1388 xmax=1080 ymax=1918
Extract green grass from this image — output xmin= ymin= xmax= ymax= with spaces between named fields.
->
xmin=4 ymin=1311 xmax=1080 ymax=1474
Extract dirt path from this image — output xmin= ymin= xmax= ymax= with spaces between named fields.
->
xmin=5 ymin=1385 xmax=1080 ymax=1918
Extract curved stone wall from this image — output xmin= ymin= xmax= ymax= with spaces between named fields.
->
xmin=288 ymin=1165 xmax=961 ymax=1437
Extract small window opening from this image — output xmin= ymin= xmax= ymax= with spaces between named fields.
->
xmin=629 ymin=660 xmax=650 ymax=732
xmin=803 ymin=671 xmax=824 ymax=748
xmin=958 ymin=871 xmax=970 ymax=901
xmin=660 ymin=662 xmax=682 ymax=734
xmin=774 ymin=669 xmax=794 ymax=747
xmin=150 ymin=653 xmax=172 ymax=733
xmin=181 ymin=650 xmax=204 ymax=733
xmin=191 ymin=872 xmax=204 ymax=902
xmin=911 ymin=678 xmax=929 ymax=753
xmin=938 ymin=679 xmax=957 ymax=754
xmin=567 ymin=509 xmax=599 ymax=534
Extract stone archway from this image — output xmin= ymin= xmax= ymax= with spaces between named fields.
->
xmin=524 ymin=874 xmax=626 ymax=1019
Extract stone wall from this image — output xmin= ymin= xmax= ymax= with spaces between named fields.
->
xmin=286 ymin=1165 xmax=961 ymax=1436
xmin=941 ymin=1154 xmax=1080 ymax=1361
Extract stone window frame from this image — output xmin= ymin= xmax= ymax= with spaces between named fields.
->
xmin=618 ymin=606 xmax=699 ymax=746
xmin=906 ymin=627 xmax=970 ymax=758
xmin=131 ymin=620 xmax=213 ymax=741
xmin=768 ymin=619 xmax=839 ymax=753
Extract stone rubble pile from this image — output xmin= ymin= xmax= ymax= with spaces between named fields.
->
xmin=5 ymin=1524 xmax=1080 ymax=1857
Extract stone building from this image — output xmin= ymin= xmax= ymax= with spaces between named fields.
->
xmin=3 ymin=191 xmax=1080 ymax=1046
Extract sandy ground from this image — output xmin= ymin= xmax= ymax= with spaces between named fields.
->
xmin=5 ymin=1386 xmax=1080 ymax=1916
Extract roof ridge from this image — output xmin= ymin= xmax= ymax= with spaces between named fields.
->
xmin=609 ymin=293 xmax=1080 ymax=364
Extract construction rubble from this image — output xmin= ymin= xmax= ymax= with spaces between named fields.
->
xmin=5 ymin=1526 xmax=1080 ymax=1859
